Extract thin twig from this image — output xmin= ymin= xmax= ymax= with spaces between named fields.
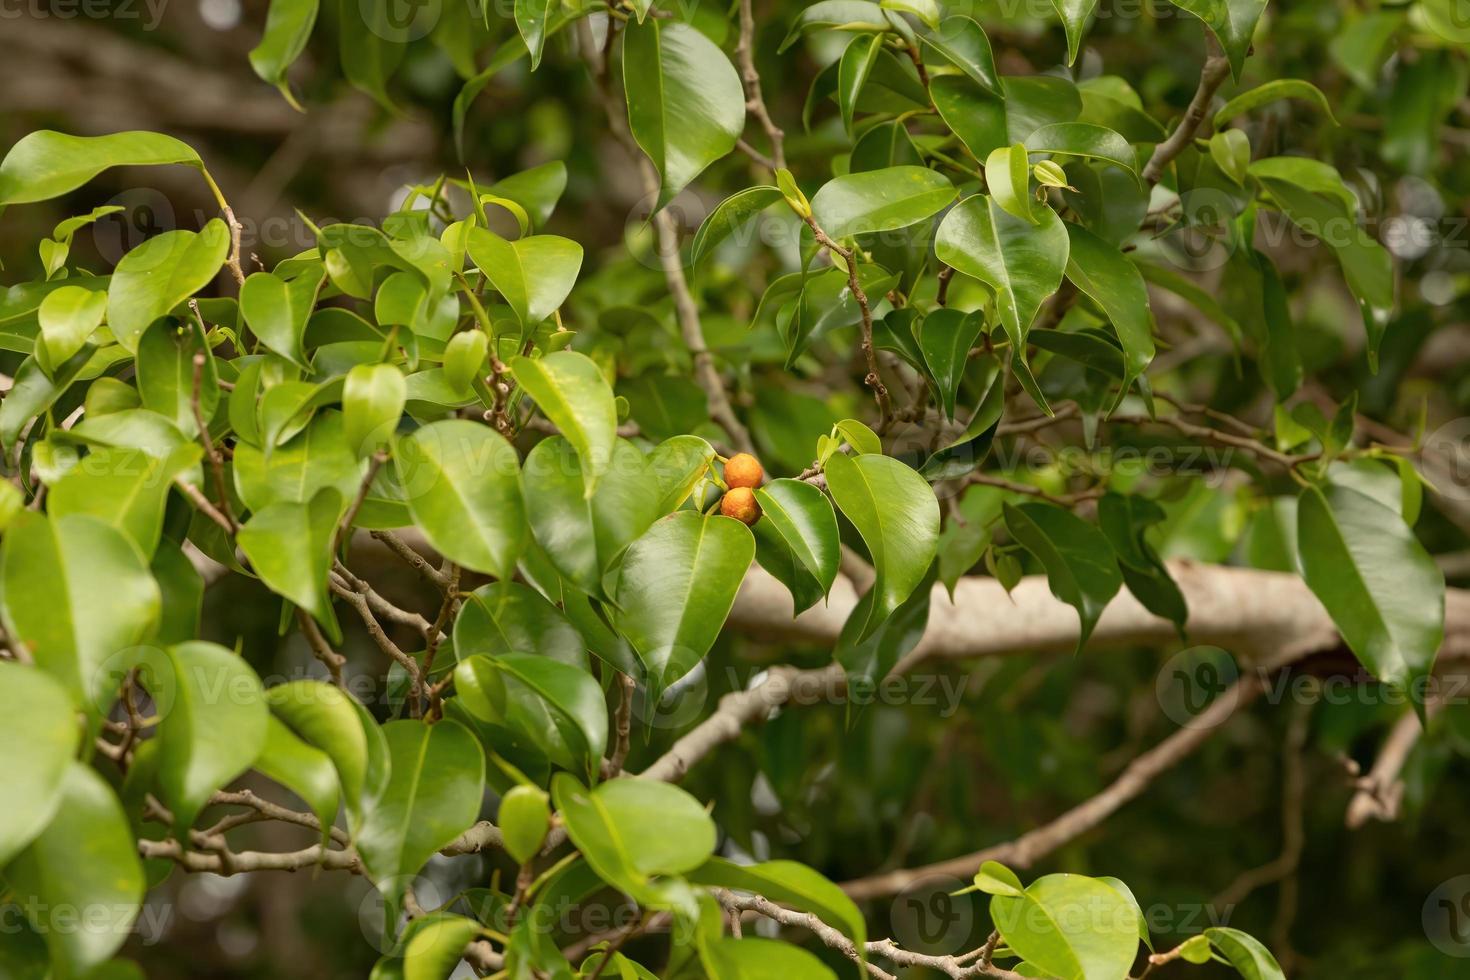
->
xmin=1142 ymin=33 xmax=1231 ymax=185
xmin=734 ymin=0 xmax=786 ymax=171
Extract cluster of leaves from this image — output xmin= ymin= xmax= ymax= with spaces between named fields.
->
xmin=1 ymin=0 xmax=1466 ymax=975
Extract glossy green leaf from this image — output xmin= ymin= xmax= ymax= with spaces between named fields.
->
xmin=824 ymin=452 xmax=939 ymax=640
xmin=1204 ymin=927 xmax=1286 ymax=980
xmin=647 ymin=435 xmax=716 ymax=513
xmin=991 ymin=873 xmax=1139 ymax=980
xmin=515 ymin=0 xmax=556 ymax=69
xmin=552 ymin=774 xmax=716 ymax=891
xmin=838 ymin=33 xmax=885 ymax=134
xmin=357 ymin=719 xmax=485 ymax=924
xmin=107 ymin=220 xmax=230 ymax=352
xmin=779 ymin=0 xmax=889 ymax=52
xmin=691 ymin=187 xmax=784 ymax=269
xmin=234 ymin=409 xmax=365 ymax=510
xmin=135 ymin=317 xmax=217 ymax=436
xmin=1050 ymin=0 xmax=1100 ymax=65
xmin=690 ymin=858 xmax=866 ymax=958
xmin=1063 ymin=222 xmax=1155 ymax=382
xmin=937 ymin=483 xmax=1005 ymax=598
xmin=612 ymin=511 xmax=755 ymax=691
xmin=0 ymin=130 xmax=203 ymax=206
xmin=1098 ymin=494 xmax=1187 ymax=635
xmin=985 ymin=143 xmax=1036 ymax=224
xmin=918 ymin=15 xmax=999 ymax=93
xmin=453 ymin=581 xmax=588 ymax=668
xmin=753 ymin=478 xmax=841 ymax=605
xmin=0 ymin=513 xmax=160 ymax=720
xmin=253 ymin=714 xmax=341 ymax=848
xmin=454 ymin=653 xmax=608 ymax=779
xmin=240 ymin=267 xmax=324 ymax=367
xmin=443 ymin=329 xmax=489 ymax=394
xmin=810 ymin=166 xmax=955 ymax=239
xmin=704 ymin=938 xmax=838 ymax=979
xmin=265 ymin=681 xmax=376 ymax=835
xmin=1297 ymin=484 xmax=1444 ymax=711
xmin=465 ymin=227 xmax=582 ymax=329
xmin=1003 ymin=502 xmax=1122 ymax=652
xmin=249 ymin=0 xmax=319 ymax=104
xmin=498 ymin=785 xmax=551 ymax=865
xmin=343 ymin=362 xmax=407 ymax=459
xmin=404 ymin=914 xmax=482 ymax=980
xmin=511 ymin=351 xmax=616 ymax=496
xmin=1214 ymin=79 xmax=1338 ymax=129
xmin=917 ymin=308 xmax=985 ymax=419
xmin=396 ymin=420 xmax=527 ymax=579
xmin=237 ymin=487 xmax=344 ymax=642
xmin=623 ymin=19 xmax=746 ymax=211
xmin=4 ymin=763 xmax=145 ymax=978
xmin=0 ymin=663 xmax=80 ymax=867
xmin=1165 ymin=0 xmax=1269 ymax=78
xmin=36 ymin=285 xmax=106 ymax=374
xmin=1025 ymin=122 xmax=1137 ymax=178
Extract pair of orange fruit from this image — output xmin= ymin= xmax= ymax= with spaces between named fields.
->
xmin=719 ymin=454 xmax=763 ymax=525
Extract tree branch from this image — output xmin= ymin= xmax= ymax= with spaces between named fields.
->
xmin=1142 ymin=32 xmax=1231 ymax=185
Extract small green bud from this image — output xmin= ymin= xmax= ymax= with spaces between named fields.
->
xmin=776 ymin=168 xmax=812 ymax=219
xmin=1179 ymin=934 xmax=1214 ymax=965
xmin=1032 ymin=160 xmax=1072 ymax=190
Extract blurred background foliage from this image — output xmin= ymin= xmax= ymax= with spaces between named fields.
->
xmin=3 ymin=0 xmax=1470 ymax=976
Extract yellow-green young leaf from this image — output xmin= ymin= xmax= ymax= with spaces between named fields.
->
xmin=454 ymin=653 xmax=608 ymax=780
xmin=0 ymin=480 xmax=23 ymax=531
xmin=443 ymin=329 xmax=489 ymax=394
xmin=552 ymin=774 xmax=717 ymax=892
xmin=238 ymin=487 xmax=345 ymax=642
xmin=0 ymin=513 xmax=161 ymax=722
xmin=810 ymin=166 xmax=956 ymax=239
xmin=4 ymin=763 xmax=145 ymax=978
xmin=498 ymin=785 xmax=551 ymax=865
xmin=623 ymin=18 xmax=747 ymax=210
xmin=703 ymin=938 xmax=837 ymax=979
xmin=0 ymin=663 xmax=80 ymax=868
xmin=142 ymin=641 xmax=269 ymax=834
xmin=47 ymin=443 xmax=203 ymax=557
xmin=511 ymin=351 xmax=617 ymax=497
xmin=1209 ymin=129 xmax=1251 ymax=185
xmin=249 ymin=0 xmax=319 ymax=106
xmin=1297 ymin=484 xmax=1444 ymax=715
xmin=265 ymin=681 xmax=378 ymax=837
xmin=1003 ymin=501 xmax=1123 ymax=652
xmin=343 ymin=363 xmax=407 ymax=458
xmin=0 ymin=130 xmax=203 ymax=206
xmin=986 ymin=144 xmax=1036 ymax=224
xmin=1204 ymin=927 xmax=1286 ymax=980
xmin=253 ymin=714 xmax=341 ymax=849
xmin=107 ymin=220 xmax=231 ymax=352
xmin=1213 ymin=78 xmax=1338 ymax=129
xmin=36 ymin=285 xmax=106 ymax=374
xmin=395 ymin=420 xmax=527 ymax=579
xmin=613 ymin=512 xmax=755 ymax=693
xmin=823 ymin=452 xmax=940 ymax=641
xmin=881 ymin=0 xmax=939 ymax=28
xmin=404 ymin=914 xmax=482 ymax=980
xmin=240 ymin=267 xmax=325 ymax=367
xmin=1050 ymin=0 xmax=1099 ymax=64
xmin=356 ymin=719 xmax=485 ymax=927
xmin=991 ymin=873 xmax=1139 ymax=980
xmin=464 ymin=227 xmax=582 ymax=329
xmin=973 ymin=860 xmax=1024 ymax=896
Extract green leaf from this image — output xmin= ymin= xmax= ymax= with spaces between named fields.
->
xmin=917 ymin=308 xmax=985 ymax=419
xmin=3 ymin=763 xmax=145 ymax=978
xmin=1050 ymin=0 xmax=1100 ymax=65
xmin=552 ymin=774 xmax=716 ymax=893
xmin=612 ymin=511 xmax=755 ymax=692
xmin=780 ymin=0 xmax=889 ymax=52
xmin=249 ymin=0 xmax=319 ymax=105
xmin=253 ymin=714 xmax=341 ymax=849
xmin=810 ymin=166 xmax=956 ymax=239
xmin=690 ymin=858 xmax=866 ymax=958
xmin=107 ymin=220 xmax=231 ymax=352
xmin=1165 ymin=0 xmax=1268 ymax=79
xmin=0 ymin=663 xmax=80 ymax=867
xmin=1297 ymin=484 xmax=1443 ymax=713
xmin=1214 ymin=79 xmax=1338 ymax=129
xmin=48 ymin=444 xmax=201 ymax=558
xmin=344 ymin=363 xmax=408 ymax=459
xmin=0 ymin=514 xmax=160 ymax=721
xmin=985 ymin=144 xmax=1036 ymax=224
xmin=443 ymin=330 xmax=489 ymax=395
xmin=515 ymin=0 xmax=556 ymax=69
xmin=135 ymin=317 xmax=218 ymax=437
xmin=648 ymin=435 xmax=717 ymax=513
xmin=0 ymin=130 xmax=203 ymax=206
xmin=623 ymin=19 xmax=746 ymax=211
xmin=454 ymin=581 xmax=588 ymax=667
xmin=36 ymin=285 xmax=106 ymax=374
xmin=240 ymin=268 xmax=325 ymax=367
xmin=824 ymin=452 xmax=939 ymax=640
xmin=935 ymin=196 xmax=1069 ymax=390
xmin=937 ymin=483 xmax=1005 ymax=598
xmin=691 ymin=187 xmax=784 ymax=269
xmin=465 ymin=228 xmax=583 ymax=329
xmin=990 ymin=873 xmax=1139 ymax=980
xmin=523 ymin=437 xmax=659 ymax=597
xmin=931 ymin=76 xmax=1009 ymax=162
xmin=237 ymin=487 xmax=344 ymax=643
xmin=1204 ymin=927 xmax=1286 ymax=980
xmin=265 ymin=681 xmax=376 ymax=836
xmin=918 ymin=16 xmax=999 ymax=94
xmin=838 ymin=33 xmax=885 ymax=134
xmin=404 ymin=914 xmax=482 ymax=980
xmin=1098 ymin=494 xmax=1187 ymax=635
xmin=498 ymin=785 xmax=551 ymax=865
xmin=357 ymin=719 xmax=485 ymax=925
xmin=234 ymin=410 xmax=366 ymax=510
xmin=511 ymin=351 xmax=616 ymax=496
xmin=454 ymin=653 xmax=608 ymax=779
xmin=1063 ymin=222 xmax=1155 ymax=383
xmin=1003 ymin=502 xmax=1122 ymax=652
xmin=1024 ymin=122 xmax=1137 ymax=178
xmin=396 ymin=420 xmax=527 ymax=580
xmin=704 ymin=938 xmax=838 ymax=979
xmin=753 ymin=479 xmax=841 ymax=603
xmin=972 ymin=860 xmax=1024 ymax=896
